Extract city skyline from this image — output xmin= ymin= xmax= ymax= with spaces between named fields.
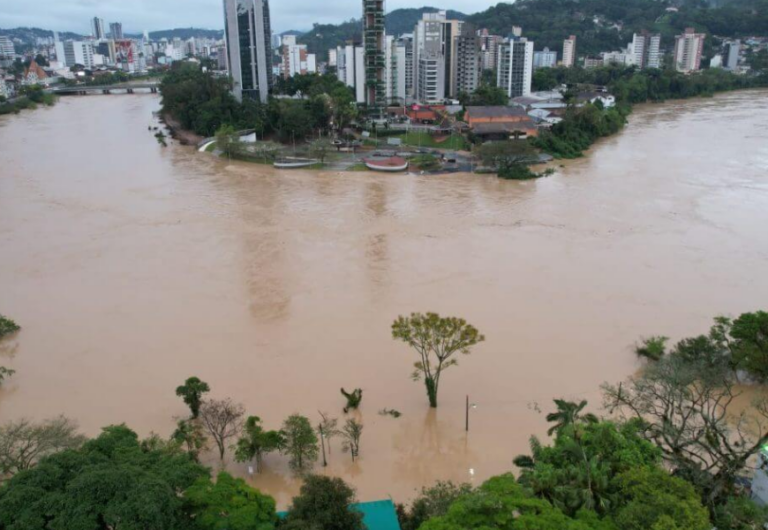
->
xmin=1 ymin=0 xmax=503 ymax=35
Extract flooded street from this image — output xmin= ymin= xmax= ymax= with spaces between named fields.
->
xmin=1 ymin=90 xmax=767 ymax=506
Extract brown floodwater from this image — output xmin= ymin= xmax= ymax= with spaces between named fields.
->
xmin=1 ymin=91 xmax=767 ymax=506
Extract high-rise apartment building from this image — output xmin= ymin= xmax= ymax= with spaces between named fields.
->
xmin=58 ymin=41 xmax=95 ymax=68
xmin=533 ymin=47 xmax=557 ymax=69
xmin=413 ymin=11 xmax=447 ymax=104
xmin=562 ymin=35 xmax=576 ymax=67
xmin=498 ymin=37 xmax=533 ymax=98
xmin=280 ymin=35 xmax=315 ymax=78
xmin=412 ymin=11 xmax=464 ymax=102
xmin=0 ymin=36 xmax=14 ymax=57
xmin=629 ymin=32 xmax=662 ymax=68
xmin=453 ymin=24 xmax=480 ymax=97
xmin=674 ymin=27 xmax=705 ymax=73
xmin=223 ymin=0 xmax=274 ymax=103
xmin=398 ymin=34 xmax=414 ymax=100
xmin=384 ymin=35 xmax=406 ymax=103
xmin=92 ymin=17 xmax=106 ymax=40
xmin=478 ymin=30 xmax=504 ymax=72
xmin=109 ymin=22 xmax=124 ymax=40
xmin=336 ymin=44 xmax=366 ymax=103
xmin=363 ymin=0 xmax=386 ymax=118
xmin=723 ymin=39 xmax=740 ymax=70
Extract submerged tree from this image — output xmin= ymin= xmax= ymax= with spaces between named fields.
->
xmin=317 ymin=411 xmax=340 ymax=467
xmin=175 ymin=377 xmax=210 ymax=419
xmin=340 ymin=418 xmax=363 ymax=462
xmin=603 ymin=351 xmax=768 ymax=509
xmin=281 ymin=414 xmax=319 ymax=473
xmin=172 ymin=419 xmax=208 ymax=461
xmin=0 ymin=314 xmax=20 ymax=339
xmin=199 ymin=398 xmax=244 ymax=460
xmin=392 ymin=312 xmax=485 ymax=408
xmin=545 ymin=399 xmax=599 ymax=436
xmin=234 ymin=416 xmax=284 ymax=473
xmin=0 ymin=367 xmax=14 ymax=387
xmin=340 ymin=388 xmax=363 ymax=413
xmin=0 ymin=416 xmax=86 ymax=477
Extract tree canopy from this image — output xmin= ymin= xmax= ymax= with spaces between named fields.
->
xmin=392 ymin=313 xmax=485 ymax=408
xmin=183 ymin=472 xmax=277 ymax=530
xmin=0 ymin=425 xmax=208 ymax=530
xmin=282 ymin=475 xmax=364 ymax=530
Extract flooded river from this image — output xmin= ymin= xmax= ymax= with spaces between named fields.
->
xmin=1 ymin=91 xmax=767 ymax=506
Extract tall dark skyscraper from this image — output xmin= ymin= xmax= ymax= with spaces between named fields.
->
xmin=109 ymin=22 xmax=123 ymax=40
xmin=92 ymin=17 xmax=106 ymax=40
xmin=223 ymin=0 xmax=273 ymax=103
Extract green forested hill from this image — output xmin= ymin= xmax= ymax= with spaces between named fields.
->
xmin=298 ymin=0 xmax=767 ymax=62
xmin=465 ymin=0 xmax=768 ymax=56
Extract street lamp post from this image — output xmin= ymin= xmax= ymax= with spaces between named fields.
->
xmin=466 ymin=395 xmax=477 ymax=432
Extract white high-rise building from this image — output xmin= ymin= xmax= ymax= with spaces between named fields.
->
xmin=647 ymin=34 xmax=662 ymax=68
xmin=282 ymin=40 xmax=315 ymax=78
xmin=335 ymin=44 xmax=366 ymax=104
xmin=674 ymin=27 xmax=705 ymax=73
xmin=413 ymin=11 xmax=448 ymax=103
xmin=59 ymin=41 xmax=95 ymax=68
xmin=223 ymin=0 xmax=274 ymax=102
xmin=328 ymin=48 xmax=337 ymax=67
xmin=723 ymin=39 xmax=740 ymax=70
xmin=628 ymin=32 xmax=662 ymax=68
xmin=533 ymin=47 xmax=557 ymax=69
xmin=0 ymin=36 xmax=15 ymax=57
xmin=562 ymin=35 xmax=576 ymax=67
xmin=498 ymin=37 xmax=533 ymax=99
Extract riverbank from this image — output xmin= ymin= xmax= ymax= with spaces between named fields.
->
xmin=0 ymin=92 xmax=56 ymax=116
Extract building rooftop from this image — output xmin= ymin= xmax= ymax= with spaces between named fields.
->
xmin=465 ymin=106 xmax=528 ymax=119
xmin=472 ymin=120 xmax=538 ymax=135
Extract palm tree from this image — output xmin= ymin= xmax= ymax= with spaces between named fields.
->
xmin=545 ymin=399 xmax=598 ymax=436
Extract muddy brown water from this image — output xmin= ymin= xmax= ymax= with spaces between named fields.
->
xmin=1 ymin=91 xmax=767 ymax=507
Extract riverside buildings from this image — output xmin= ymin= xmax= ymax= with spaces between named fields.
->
xmin=674 ymin=27 xmax=706 ymax=73
xmin=223 ymin=0 xmax=274 ymax=103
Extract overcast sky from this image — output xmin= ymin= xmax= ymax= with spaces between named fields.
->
xmin=2 ymin=0 xmax=505 ymax=35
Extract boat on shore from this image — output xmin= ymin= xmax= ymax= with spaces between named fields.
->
xmin=364 ymin=156 xmax=409 ymax=172
xmin=273 ymin=157 xmax=318 ymax=169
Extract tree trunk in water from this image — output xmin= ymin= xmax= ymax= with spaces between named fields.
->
xmin=425 ymin=377 xmax=438 ymax=408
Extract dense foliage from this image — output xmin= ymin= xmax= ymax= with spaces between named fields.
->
xmin=533 ymin=64 xmax=768 ymax=103
xmin=532 ymin=102 xmax=630 ymax=158
xmin=160 ymin=64 xmax=356 ymax=140
xmin=0 ymin=425 xmax=208 ymax=529
xmin=184 ymin=472 xmax=277 ymax=530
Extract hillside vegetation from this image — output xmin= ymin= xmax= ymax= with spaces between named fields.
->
xmin=298 ymin=0 xmax=768 ymax=60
